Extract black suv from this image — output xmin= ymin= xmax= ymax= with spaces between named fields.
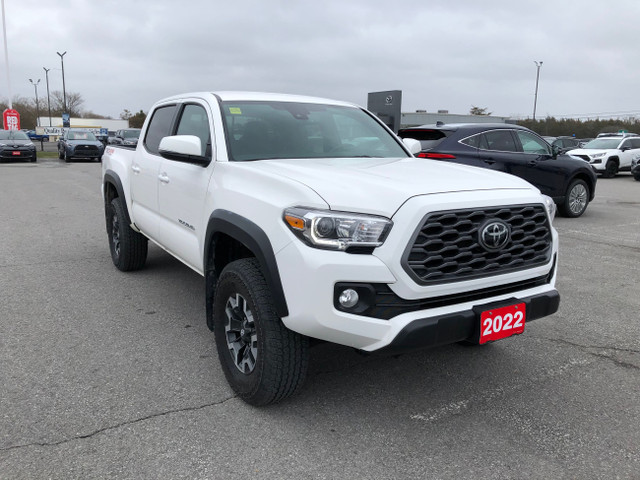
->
xmin=398 ymin=123 xmax=597 ymax=218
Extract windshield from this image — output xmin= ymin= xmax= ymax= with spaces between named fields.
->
xmin=583 ymin=138 xmax=621 ymax=149
xmin=68 ymin=131 xmax=97 ymax=141
xmin=221 ymin=101 xmax=408 ymax=161
xmin=0 ymin=130 xmax=29 ymax=140
xmin=123 ymin=130 xmax=140 ymax=138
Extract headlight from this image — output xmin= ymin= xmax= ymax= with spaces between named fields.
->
xmin=591 ymin=153 xmax=605 ymax=158
xmin=541 ymin=195 xmax=556 ymax=222
xmin=283 ymin=207 xmax=392 ymax=251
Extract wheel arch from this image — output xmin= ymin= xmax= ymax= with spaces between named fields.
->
xmin=103 ymin=170 xmax=133 ymax=231
xmin=204 ymin=209 xmax=289 ymax=330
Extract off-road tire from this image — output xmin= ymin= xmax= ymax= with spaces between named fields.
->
xmin=106 ymin=197 xmax=148 ymax=271
xmin=213 ymin=258 xmax=309 ymax=406
xmin=560 ymin=179 xmax=589 ymax=218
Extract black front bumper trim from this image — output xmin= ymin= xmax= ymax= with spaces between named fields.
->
xmin=372 ymin=290 xmax=560 ymax=356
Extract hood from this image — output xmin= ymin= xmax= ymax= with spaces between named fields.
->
xmin=567 ymin=148 xmax=613 ymax=156
xmin=0 ymin=139 xmax=32 ymax=146
xmin=248 ymin=157 xmax=535 ymax=216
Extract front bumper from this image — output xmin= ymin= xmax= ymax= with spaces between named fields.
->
xmin=0 ymin=149 xmax=36 ymax=161
xmin=374 ymin=290 xmax=559 ymax=355
xmin=276 ymin=191 xmax=560 ymax=353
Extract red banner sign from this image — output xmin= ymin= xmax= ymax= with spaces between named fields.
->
xmin=3 ymin=109 xmax=21 ymax=130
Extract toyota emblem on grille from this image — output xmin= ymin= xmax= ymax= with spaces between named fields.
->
xmin=479 ymin=220 xmax=510 ymax=251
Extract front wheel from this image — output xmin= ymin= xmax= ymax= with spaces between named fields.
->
xmin=106 ymin=197 xmax=148 ymax=271
xmin=560 ymin=179 xmax=589 ymax=218
xmin=602 ymin=160 xmax=618 ymax=178
xmin=213 ymin=258 xmax=309 ymax=406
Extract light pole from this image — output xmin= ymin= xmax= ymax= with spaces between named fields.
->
xmin=56 ymin=51 xmax=67 ymax=114
xmin=43 ymin=67 xmax=52 ymax=126
xmin=533 ymin=60 xmax=543 ymax=121
xmin=29 ymin=78 xmax=41 ymax=127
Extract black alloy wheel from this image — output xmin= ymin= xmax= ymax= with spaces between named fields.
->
xmin=106 ymin=197 xmax=148 ymax=271
xmin=213 ymin=258 xmax=309 ymax=406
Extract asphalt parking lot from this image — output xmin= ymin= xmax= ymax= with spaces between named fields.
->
xmin=1 ymin=159 xmax=639 ymax=479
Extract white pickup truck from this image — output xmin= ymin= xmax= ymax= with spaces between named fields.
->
xmin=102 ymin=92 xmax=560 ymax=405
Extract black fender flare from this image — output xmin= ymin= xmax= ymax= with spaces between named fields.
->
xmin=103 ymin=170 xmax=133 ymax=229
xmin=204 ymin=209 xmax=289 ymax=330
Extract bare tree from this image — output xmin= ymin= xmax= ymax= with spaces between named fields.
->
xmin=50 ymin=91 xmax=85 ymax=117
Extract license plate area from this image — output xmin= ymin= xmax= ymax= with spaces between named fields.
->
xmin=479 ymin=302 xmax=526 ymax=344
xmin=12 ymin=151 xmax=21 ymax=155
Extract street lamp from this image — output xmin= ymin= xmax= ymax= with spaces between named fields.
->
xmin=533 ymin=60 xmax=543 ymax=121
xmin=29 ymin=78 xmax=41 ymax=127
xmin=56 ymin=51 xmax=67 ymax=114
xmin=43 ymin=67 xmax=52 ymax=126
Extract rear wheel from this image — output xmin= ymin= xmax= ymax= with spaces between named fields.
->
xmin=106 ymin=197 xmax=148 ymax=271
xmin=213 ymin=258 xmax=309 ymax=406
xmin=560 ymin=179 xmax=589 ymax=218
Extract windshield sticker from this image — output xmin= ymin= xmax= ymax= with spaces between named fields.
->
xmin=229 ymin=107 xmax=242 ymax=115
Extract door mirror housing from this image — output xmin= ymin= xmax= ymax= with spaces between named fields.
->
xmin=402 ymin=137 xmax=422 ymax=155
xmin=159 ymin=135 xmax=209 ymax=165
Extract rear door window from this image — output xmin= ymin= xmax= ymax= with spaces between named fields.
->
xmin=144 ymin=105 xmax=178 ymax=155
xmin=481 ymin=130 xmax=518 ymax=152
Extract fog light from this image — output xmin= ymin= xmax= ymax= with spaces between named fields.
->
xmin=338 ymin=289 xmax=359 ymax=309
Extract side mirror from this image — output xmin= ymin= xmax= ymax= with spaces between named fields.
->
xmin=159 ymin=135 xmax=209 ymax=165
xmin=551 ymin=144 xmax=561 ymax=157
xmin=620 ymin=146 xmax=630 ymax=152
xmin=402 ymin=138 xmax=422 ymax=155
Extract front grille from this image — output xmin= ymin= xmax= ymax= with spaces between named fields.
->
xmin=574 ymin=155 xmax=591 ymax=162
xmin=75 ymin=145 xmax=100 ymax=155
xmin=0 ymin=148 xmax=34 ymax=159
xmin=402 ymin=205 xmax=552 ymax=285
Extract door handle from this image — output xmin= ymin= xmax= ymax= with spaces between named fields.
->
xmin=158 ymin=173 xmax=170 ymax=184
xmin=482 ymin=159 xmax=495 ymax=165
xmin=132 ymin=165 xmax=141 ymax=174
xmin=528 ymin=160 xmax=538 ymax=167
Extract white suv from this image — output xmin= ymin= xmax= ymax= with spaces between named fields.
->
xmin=567 ymin=134 xmax=640 ymax=177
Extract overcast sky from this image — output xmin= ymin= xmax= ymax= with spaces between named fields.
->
xmin=3 ymin=0 xmax=640 ymax=120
